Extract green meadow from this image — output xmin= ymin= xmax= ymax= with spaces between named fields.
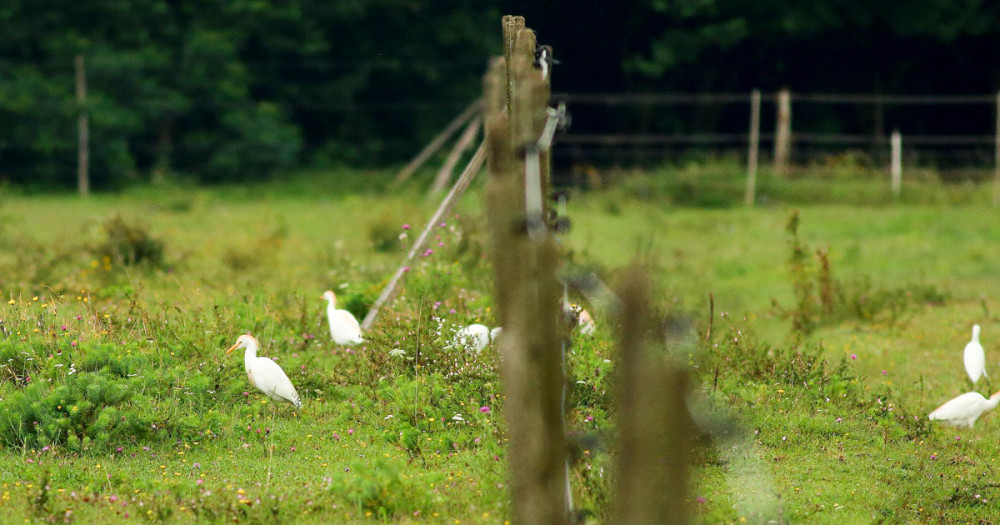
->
xmin=1 ymin=170 xmax=1000 ymax=523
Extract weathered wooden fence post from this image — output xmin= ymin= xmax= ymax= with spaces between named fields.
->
xmin=890 ymin=130 xmax=902 ymax=199
xmin=745 ymin=89 xmax=761 ymax=206
xmin=774 ymin=88 xmax=792 ymax=176
xmin=614 ymin=268 xmax=692 ymax=523
xmin=486 ymin=15 xmax=569 ymax=525
xmin=75 ymin=54 xmax=90 ymax=197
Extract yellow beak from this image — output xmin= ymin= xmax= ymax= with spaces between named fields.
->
xmin=226 ymin=342 xmax=240 ymax=355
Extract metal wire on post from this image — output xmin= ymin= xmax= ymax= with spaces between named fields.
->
xmin=522 ymin=103 xmax=568 ymax=241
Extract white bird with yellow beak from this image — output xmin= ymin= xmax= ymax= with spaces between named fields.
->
xmin=227 ymin=334 xmax=302 ymax=409
xmin=322 ymin=290 xmax=364 ymax=345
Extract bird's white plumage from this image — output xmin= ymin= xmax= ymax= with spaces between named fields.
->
xmin=227 ymin=334 xmax=301 ymax=408
xmin=563 ymin=301 xmax=596 ymax=336
xmin=577 ymin=308 xmax=595 ymax=336
xmin=455 ymin=323 xmax=491 ymax=353
xmin=963 ymin=324 xmax=987 ymax=383
xmin=928 ymin=391 xmax=1000 ymax=428
xmin=323 ymin=290 xmax=363 ymax=345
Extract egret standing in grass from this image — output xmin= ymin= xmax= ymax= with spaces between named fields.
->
xmin=227 ymin=334 xmax=302 ymax=409
xmin=577 ymin=308 xmax=595 ymax=336
xmin=226 ymin=333 xmax=300 ymax=488
xmin=454 ymin=323 xmax=492 ymax=353
xmin=563 ymin=301 xmax=596 ymax=336
xmin=964 ymin=324 xmax=987 ymax=384
xmin=322 ymin=290 xmax=364 ymax=346
xmin=928 ymin=391 xmax=1000 ymax=428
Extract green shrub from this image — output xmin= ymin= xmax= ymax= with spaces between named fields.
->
xmin=368 ymin=214 xmax=406 ymax=253
xmin=94 ymin=215 xmax=165 ymax=267
xmin=0 ymin=371 xmax=151 ymax=451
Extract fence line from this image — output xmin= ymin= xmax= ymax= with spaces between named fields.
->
xmin=552 ymin=91 xmax=1000 ymax=105
xmin=549 ymin=88 xmax=1000 ymax=205
xmin=554 ymin=132 xmax=999 ymax=146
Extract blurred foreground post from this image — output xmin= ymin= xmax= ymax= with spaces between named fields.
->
xmin=614 ymin=268 xmax=692 ymax=523
xmin=745 ymin=89 xmax=761 ymax=206
xmin=486 ymin=15 xmax=569 ymax=525
xmin=890 ymin=130 xmax=902 ymax=199
xmin=75 ymin=55 xmax=90 ymax=197
xmin=774 ymin=88 xmax=791 ymax=176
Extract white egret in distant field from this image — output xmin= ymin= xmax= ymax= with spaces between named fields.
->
xmin=928 ymin=391 xmax=1000 ymax=428
xmin=964 ymin=324 xmax=986 ymax=384
xmin=577 ymin=308 xmax=595 ymax=336
xmin=563 ymin=301 xmax=596 ymax=336
xmin=322 ymin=290 xmax=364 ymax=345
xmin=454 ymin=323 xmax=491 ymax=353
xmin=227 ymin=334 xmax=302 ymax=409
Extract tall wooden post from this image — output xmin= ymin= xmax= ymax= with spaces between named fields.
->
xmin=613 ymin=269 xmax=691 ymax=524
xmin=890 ymin=130 xmax=902 ymax=200
xmin=745 ymin=89 xmax=761 ymax=206
xmin=487 ymin=17 xmax=569 ymax=525
xmin=774 ymin=88 xmax=791 ymax=176
xmin=75 ymin=55 xmax=90 ymax=197
xmin=993 ymin=91 xmax=1000 ymax=207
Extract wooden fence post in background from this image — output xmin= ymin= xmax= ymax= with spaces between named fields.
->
xmin=745 ymin=89 xmax=761 ymax=206
xmin=891 ymin=130 xmax=902 ymax=199
xmin=75 ymin=54 xmax=90 ymax=197
xmin=429 ymin=116 xmax=481 ymax=194
xmin=487 ymin=16 xmax=569 ymax=525
xmin=613 ymin=268 xmax=692 ymax=523
xmin=774 ymin=88 xmax=792 ymax=176
xmin=993 ymin=91 xmax=1000 ymax=207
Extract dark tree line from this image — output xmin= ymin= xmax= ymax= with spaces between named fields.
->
xmin=1 ymin=0 xmax=998 ymax=188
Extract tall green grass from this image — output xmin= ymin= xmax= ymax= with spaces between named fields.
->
xmin=0 ymin=169 xmax=999 ymax=522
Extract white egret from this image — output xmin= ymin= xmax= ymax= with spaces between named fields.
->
xmin=577 ymin=308 xmax=595 ymax=336
xmin=454 ymin=323 xmax=491 ymax=353
xmin=563 ymin=301 xmax=596 ymax=336
xmin=227 ymin=334 xmax=302 ymax=409
xmin=928 ymin=391 xmax=1000 ymax=428
xmin=963 ymin=324 xmax=986 ymax=383
xmin=322 ymin=290 xmax=364 ymax=345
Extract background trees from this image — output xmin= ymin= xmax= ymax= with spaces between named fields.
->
xmin=1 ymin=0 xmax=998 ymax=188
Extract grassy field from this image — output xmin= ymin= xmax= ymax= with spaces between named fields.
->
xmin=1 ymin=171 xmax=1000 ymax=523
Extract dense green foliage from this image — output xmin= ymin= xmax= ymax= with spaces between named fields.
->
xmin=3 ymin=2 xmax=1000 ymax=188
